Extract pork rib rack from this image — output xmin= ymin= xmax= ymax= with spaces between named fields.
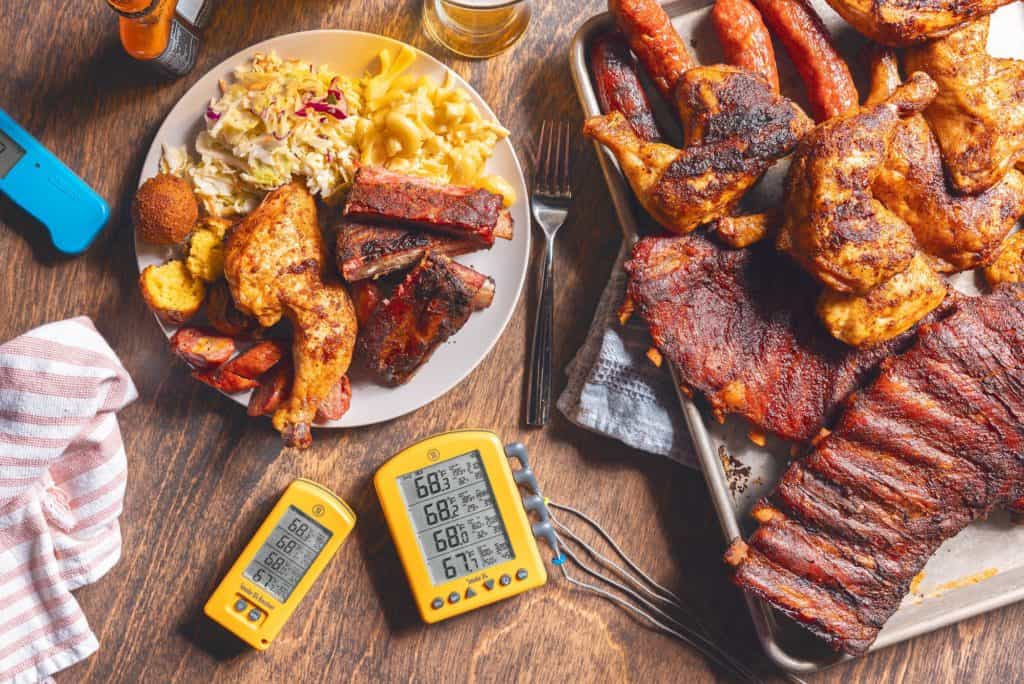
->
xmin=725 ymin=285 xmax=1024 ymax=655
xmin=342 ymin=166 xmax=513 ymax=246
xmin=359 ymin=253 xmax=494 ymax=386
xmin=624 ymin=234 xmax=943 ymax=443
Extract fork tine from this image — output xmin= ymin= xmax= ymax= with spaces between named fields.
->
xmin=550 ymin=121 xmax=561 ymax=197
xmin=543 ymin=120 xmax=556 ymax=194
xmin=560 ymin=120 xmax=571 ymax=196
xmin=533 ymin=120 xmax=548 ymax=193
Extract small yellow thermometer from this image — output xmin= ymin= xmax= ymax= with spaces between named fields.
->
xmin=375 ymin=430 xmax=553 ymax=623
xmin=204 ymin=479 xmax=356 ymax=649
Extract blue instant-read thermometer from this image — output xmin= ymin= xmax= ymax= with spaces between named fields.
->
xmin=0 ymin=108 xmax=109 ymax=254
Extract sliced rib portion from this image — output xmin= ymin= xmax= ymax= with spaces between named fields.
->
xmin=336 ymin=222 xmax=478 ymax=281
xmin=625 ymin=234 xmax=948 ymax=442
xmin=360 ymin=254 xmax=494 ymax=386
xmin=343 ymin=166 xmax=513 ymax=246
xmin=726 ymin=285 xmax=1024 ymax=655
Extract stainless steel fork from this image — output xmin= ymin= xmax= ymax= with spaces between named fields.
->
xmin=526 ymin=120 xmax=572 ymax=426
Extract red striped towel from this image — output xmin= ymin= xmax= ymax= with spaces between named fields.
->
xmin=0 ymin=317 xmax=136 ymax=684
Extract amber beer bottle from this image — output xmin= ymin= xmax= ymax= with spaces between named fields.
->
xmin=106 ymin=0 xmax=207 ymax=77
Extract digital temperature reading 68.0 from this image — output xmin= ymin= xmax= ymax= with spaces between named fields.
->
xmin=397 ymin=450 xmax=513 ymax=584
xmin=242 ymin=506 xmax=332 ymax=602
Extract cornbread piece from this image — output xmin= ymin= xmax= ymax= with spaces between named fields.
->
xmin=134 ymin=174 xmax=198 ymax=245
xmin=624 ymin=234 xmax=949 ymax=442
xmin=726 ymin=286 xmax=1024 ymax=654
xmin=139 ymin=260 xmax=206 ymax=325
xmin=343 ymin=166 xmax=513 ymax=246
xmin=186 ymin=217 xmax=232 ymax=283
xmin=337 ymin=221 xmax=477 ymax=281
xmin=360 ymin=254 xmax=494 ymax=386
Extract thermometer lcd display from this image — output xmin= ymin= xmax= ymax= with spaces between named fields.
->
xmin=242 ymin=506 xmax=332 ymax=602
xmin=397 ymin=450 xmax=514 ymax=585
xmin=0 ymin=129 xmax=25 ymax=179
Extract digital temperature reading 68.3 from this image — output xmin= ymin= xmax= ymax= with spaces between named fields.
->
xmin=397 ymin=451 xmax=513 ymax=585
xmin=242 ymin=506 xmax=333 ymax=602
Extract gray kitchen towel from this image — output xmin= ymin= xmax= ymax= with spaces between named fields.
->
xmin=557 ymin=241 xmax=696 ymax=466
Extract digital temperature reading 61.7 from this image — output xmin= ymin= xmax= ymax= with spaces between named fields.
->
xmin=397 ymin=451 xmax=513 ymax=585
xmin=242 ymin=505 xmax=333 ymax=602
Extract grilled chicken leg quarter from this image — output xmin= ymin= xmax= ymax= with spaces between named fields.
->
xmin=225 ymin=183 xmax=357 ymax=448
xmin=904 ymin=17 xmax=1024 ymax=195
xmin=777 ymin=72 xmax=938 ymax=295
xmin=822 ymin=0 xmax=1014 ymax=45
xmin=867 ymin=48 xmax=1024 ymax=272
xmin=585 ymin=66 xmax=811 ymax=234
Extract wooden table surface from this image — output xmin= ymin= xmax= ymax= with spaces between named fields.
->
xmin=1 ymin=1 xmax=1020 ymax=682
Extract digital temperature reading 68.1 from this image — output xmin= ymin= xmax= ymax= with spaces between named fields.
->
xmin=242 ymin=506 xmax=332 ymax=602
xmin=397 ymin=450 xmax=513 ymax=584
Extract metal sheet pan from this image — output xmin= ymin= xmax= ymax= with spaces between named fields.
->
xmin=570 ymin=1 xmax=1024 ymax=673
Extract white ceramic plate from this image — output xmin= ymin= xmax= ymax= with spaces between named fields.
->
xmin=137 ymin=30 xmax=530 ymax=428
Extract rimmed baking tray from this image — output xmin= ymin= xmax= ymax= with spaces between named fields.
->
xmin=570 ymin=0 xmax=1024 ymax=673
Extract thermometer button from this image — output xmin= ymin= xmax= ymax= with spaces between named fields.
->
xmin=465 ymin=587 xmax=477 ymax=599
xmin=483 ymin=579 xmax=495 ymax=591
xmin=247 ymin=609 xmax=262 ymax=622
xmin=234 ymin=600 xmax=248 ymax=612
xmin=500 ymin=574 xmax=512 ymax=586
xmin=431 ymin=598 xmax=444 ymax=610
xmin=447 ymin=592 xmax=461 ymax=604
xmin=516 ymin=569 xmax=528 ymax=581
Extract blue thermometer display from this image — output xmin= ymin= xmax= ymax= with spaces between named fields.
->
xmin=0 ymin=109 xmax=109 ymax=254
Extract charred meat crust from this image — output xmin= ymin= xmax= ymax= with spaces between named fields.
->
xmin=624 ymin=233 xmax=952 ymax=442
xmin=727 ymin=285 xmax=1024 ymax=655
xmin=336 ymin=221 xmax=478 ymax=281
xmin=359 ymin=254 xmax=494 ymax=386
xmin=343 ymin=166 xmax=511 ymax=246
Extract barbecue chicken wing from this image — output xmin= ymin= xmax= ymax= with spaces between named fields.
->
xmin=867 ymin=48 xmax=1024 ymax=272
xmin=225 ymin=183 xmax=357 ymax=448
xmin=904 ymin=17 xmax=1024 ymax=194
xmin=584 ymin=66 xmax=811 ymax=234
xmin=777 ymin=72 xmax=937 ymax=294
xmin=822 ymin=0 xmax=1013 ymax=45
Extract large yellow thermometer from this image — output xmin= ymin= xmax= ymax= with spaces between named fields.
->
xmin=204 ymin=479 xmax=356 ymax=649
xmin=375 ymin=430 xmax=553 ymax=623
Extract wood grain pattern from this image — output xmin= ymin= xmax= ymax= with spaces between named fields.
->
xmin=0 ymin=1 xmax=1019 ymax=682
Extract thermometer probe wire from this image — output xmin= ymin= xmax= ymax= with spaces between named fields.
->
xmin=549 ymin=512 xmax=702 ymax=627
xmin=554 ymin=539 xmax=762 ymax=683
xmin=547 ymin=500 xmax=684 ymax=608
xmin=545 ymin=508 xmax=806 ymax=684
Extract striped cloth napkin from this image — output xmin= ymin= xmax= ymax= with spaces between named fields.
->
xmin=0 ymin=317 xmax=137 ymax=684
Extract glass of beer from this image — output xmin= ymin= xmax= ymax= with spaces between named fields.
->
xmin=422 ymin=0 xmax=531 ymax=58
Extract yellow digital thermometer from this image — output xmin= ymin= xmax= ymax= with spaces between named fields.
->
xmin=375 ymin=430 xmax=554 ymax=623
xmin=204 ymin=479 xmax=356 ymax=649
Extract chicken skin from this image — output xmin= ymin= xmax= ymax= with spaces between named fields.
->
xmin=984 ymin=231 xmax=1024 ymax=287
xmin=867 ymin=48 xmax=1024 ymax=272
xmin=823 ymin=0 xmax=1013 ymax=45
xmin=817 ymin=252 xmax=947 ymax=346
xmin=904 ymin=17 xmax=1024 ymax=194
xmin=584 ymin=66 xmax=811 ymax=234
xmin=777 ymin=72 xmax=938 ymax=294
xmin=225 ymin=183 xmax=357 ymax=448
